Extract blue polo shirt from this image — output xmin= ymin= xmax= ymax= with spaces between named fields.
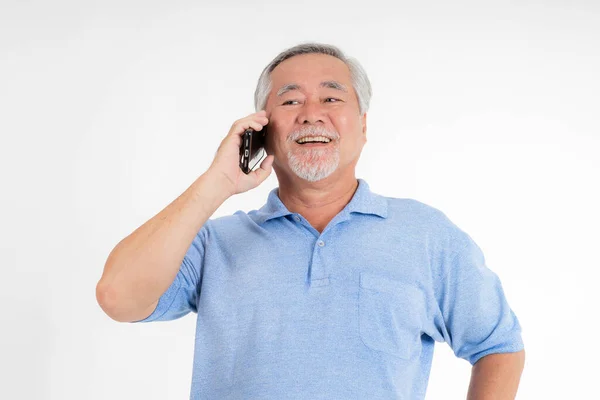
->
xmin=133 ymin=178 xmax=524 ymax=399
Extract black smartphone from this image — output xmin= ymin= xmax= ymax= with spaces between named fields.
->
xmin=239 ymin=126 xmax=267 ymax=174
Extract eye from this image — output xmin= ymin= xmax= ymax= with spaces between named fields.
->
xmin=282 ymin=98 xmax=341 ymax=105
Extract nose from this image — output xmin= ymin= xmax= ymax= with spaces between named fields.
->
xmin=296 ymin=98 xmax=325 ymax=125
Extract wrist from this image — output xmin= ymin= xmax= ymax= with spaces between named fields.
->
xmin=200 ymin=169 xmax=235 ymax=202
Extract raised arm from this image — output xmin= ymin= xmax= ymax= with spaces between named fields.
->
xmin=96 ymin=171 xmax=232 ymax=322
xmin=95 ymin=111 xmax=273 ymax=322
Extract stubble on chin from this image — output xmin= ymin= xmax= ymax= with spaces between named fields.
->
xmin=286 ymin=146 xmax=340 ymax=182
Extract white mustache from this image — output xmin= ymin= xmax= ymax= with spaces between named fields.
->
xmin=288 ymin=126 xmax=339 ymax=142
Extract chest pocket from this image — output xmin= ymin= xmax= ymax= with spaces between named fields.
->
xmin=358 ymin=272 xmax=426 ymax=359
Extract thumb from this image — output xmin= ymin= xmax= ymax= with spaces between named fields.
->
xmin=253 ymin=155 xmax=275 ymax=183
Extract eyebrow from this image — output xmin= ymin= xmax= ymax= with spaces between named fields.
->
xmin=276 ymin=80 xmax=349 ymax=96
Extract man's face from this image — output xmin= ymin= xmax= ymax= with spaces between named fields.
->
xmin=264 ymin=53 xmax=367 ymax=183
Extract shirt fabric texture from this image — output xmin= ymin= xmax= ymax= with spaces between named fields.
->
xmin=133 ymin=178 xmax=524 ymax=399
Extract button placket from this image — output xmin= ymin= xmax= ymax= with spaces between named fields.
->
xmin=309 ymin=237 xmax=329 ymax=286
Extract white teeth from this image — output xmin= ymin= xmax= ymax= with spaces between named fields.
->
xmin=296 ymin=136 xmax=331 ymax=144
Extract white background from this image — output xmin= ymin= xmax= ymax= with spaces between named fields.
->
xmin=1 ymin=0 xmax=598 ymax=399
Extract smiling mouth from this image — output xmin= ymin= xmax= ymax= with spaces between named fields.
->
xmin=295 ymin=135 xmax=333 ymax=144
xmin=295 ymin=141 xmax=332 ymax=147
xmin=295 ymin=137 xmax=335 ymax=146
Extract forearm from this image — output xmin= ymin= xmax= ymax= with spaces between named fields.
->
xmin=467 ymin=350 xmax=525 ymax=400
xmin=96 ymin=170 xmax=231 ymax=322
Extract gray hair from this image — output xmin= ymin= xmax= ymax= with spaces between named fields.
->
xmin=254 ymin=42 xmax=372 ymax=115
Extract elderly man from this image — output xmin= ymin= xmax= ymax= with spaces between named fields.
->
xmin=96 ymin=42 xmax=525 ymax=399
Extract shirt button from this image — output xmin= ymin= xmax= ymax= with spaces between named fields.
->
xmin=317 ymin=240 xmax=325 ymax=247
xmin=294 ymin=215 xmax=301 ymax=222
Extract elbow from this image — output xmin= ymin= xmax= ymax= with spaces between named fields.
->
xmin=96 ymin=280 xmax=155 ymax=323
xmin=96 ymin=281 xmax=129 ymax=323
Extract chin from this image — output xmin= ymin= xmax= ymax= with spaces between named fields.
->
xmin=296 ymin=171 xmax=335 ymax=182
xmin=288 ymin=155 xmax=340 ymax=182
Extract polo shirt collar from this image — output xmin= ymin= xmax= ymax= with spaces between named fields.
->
xmin=254 ymin=178 xmax=388 ymax=225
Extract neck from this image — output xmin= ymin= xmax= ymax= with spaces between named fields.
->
xmin=275 ymin=170 xmax=359 ymax=231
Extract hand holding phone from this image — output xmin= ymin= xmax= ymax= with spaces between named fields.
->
xmin=207 ymin=111 xmax=273 ymax=197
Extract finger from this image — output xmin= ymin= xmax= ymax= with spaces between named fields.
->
xmin=231 ymin=112 xmax=267 ymax=129
xmin=230 ymin=120 xmax=267 ymax=138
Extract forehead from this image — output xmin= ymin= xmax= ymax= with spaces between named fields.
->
xmin=270 ymin=53 xmax=352 ymax=90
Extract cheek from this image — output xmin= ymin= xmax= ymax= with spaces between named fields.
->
xmin=265 ymin=134 xmax=279 ymax=155
xmin=334 ymin=113 xmax=350 ymax=129
xmin=332 ymin=108 xmax=362 ymax=132
xmin=266 ymin=118 xmax=295 ymax=151
xmin=334 ymin=114 xmax=362 ymax=140
xmin=337 ymin=121 xmax=365 ymax=154
xmin=265 ymin=130 xmax=288 ymax=155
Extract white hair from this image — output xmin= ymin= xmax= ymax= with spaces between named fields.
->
xmin=253 ymin=42 xmax=372 ymax=115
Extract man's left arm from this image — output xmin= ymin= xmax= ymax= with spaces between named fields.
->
xmin=467 ymin=350 xmax=526 ymax=399
xmin=433 ymin=229 xmax=526 ymax=399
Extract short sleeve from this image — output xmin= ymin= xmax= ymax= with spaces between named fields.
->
xmin=131 ymin=224 xmax=208 ymax=323
xmin=435 ymin=232 xmax=524 ymax=365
